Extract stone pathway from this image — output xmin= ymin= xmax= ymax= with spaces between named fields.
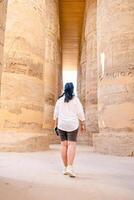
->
xmin=0 ymin=145 xmax=134 ymax=200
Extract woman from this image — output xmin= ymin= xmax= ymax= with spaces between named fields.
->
xmin=53 ymin=82 xmax=86 ymax=177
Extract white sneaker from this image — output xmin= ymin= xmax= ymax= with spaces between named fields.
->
xmin=62 ymin=167 xmax=68 ymax=175
xmin=66 ymin=165 xmax=76 ymax=177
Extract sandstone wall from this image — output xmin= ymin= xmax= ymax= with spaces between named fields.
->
xmin=93 ymin=0 xmax=134 ymax=156
xmin=0 ymin=0 xmax=61 ymax=151
xmin=43 ymin=0 xmax=61 ymax=144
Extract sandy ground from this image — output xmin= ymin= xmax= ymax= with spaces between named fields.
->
xmin=0 ymin=145 xmax=134 ymax=200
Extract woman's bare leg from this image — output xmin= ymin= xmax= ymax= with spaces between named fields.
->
xmin=67 ymin=141 xmax=76 ymax=166
xmin=61 ymin=141 xmax=68 ymax=166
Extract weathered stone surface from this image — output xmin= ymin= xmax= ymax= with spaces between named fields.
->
xmin=85 ymin=0 xmax=98 ymax=145
xmin=78 ymin=0 xmax=98 ymax=145
xmin=93 ymin=132 xmax=134 ymax=156
xmin=78 ymin=19 xmax=90 ymax=145
xmin=0 ymin=0 xmax=61 ymax=151
xmin=43 ymin=0 xmax=61 ymax=144
xmin=0 ymin=132 xmax=49 ymax=152
xmin=1 ymin=0 xmax=46 ymax=134
xmin=94 ymin=0 xmax=134 ymax=156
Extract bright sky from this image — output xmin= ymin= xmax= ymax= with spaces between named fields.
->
xmin=62 ymin=70 xmax=77 ymax=95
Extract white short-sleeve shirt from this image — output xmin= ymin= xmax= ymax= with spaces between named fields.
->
xmin=53 ymin=95 xmax=85 ymax=132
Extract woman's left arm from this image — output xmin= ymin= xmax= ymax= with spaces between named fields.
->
xmin=53 ymin=101 xmax=59 ymax=128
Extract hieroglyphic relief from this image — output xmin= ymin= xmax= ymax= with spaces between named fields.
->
xmin=98 ymin=68 xmax=134 ymax=81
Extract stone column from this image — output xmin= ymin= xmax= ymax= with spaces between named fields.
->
xmin=79 ymin=39 xmax=86 ymax=109
xmin=0 ymin=0 xmax=48 ymax=151
xmin=43 ymin=0 xmax=61 ymax=144
xmin=79 ymin=0 xmax=98 ymax=145
xmin=85 ymin=0 xmax=98 ymax=145
xmin=78 ymin=36 xmax=90 ymax=145
xmin=0 ymin=0 xmax=7 ymax=88
xmin=78 ymin=3 xmax=89 ymax=145
xmin=94 ymin=0 xmax=134 ymax=156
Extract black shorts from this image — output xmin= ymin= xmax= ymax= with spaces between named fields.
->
xmin=58 ymin=128 xmax=79 ymax=142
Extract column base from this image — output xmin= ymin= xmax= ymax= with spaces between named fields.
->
xmin=77 ymin=134 xmax=90 ymax=145
xmin=0 ymin=132 xmax=49 ymax=152
xmin=50 ymin=134 xmax=60 ymax=144
xmin=93 ymin=132 xmax=134 ymax=156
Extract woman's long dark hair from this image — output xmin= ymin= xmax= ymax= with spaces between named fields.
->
xmin=58 ymin=82 xmax=74 ymax=102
